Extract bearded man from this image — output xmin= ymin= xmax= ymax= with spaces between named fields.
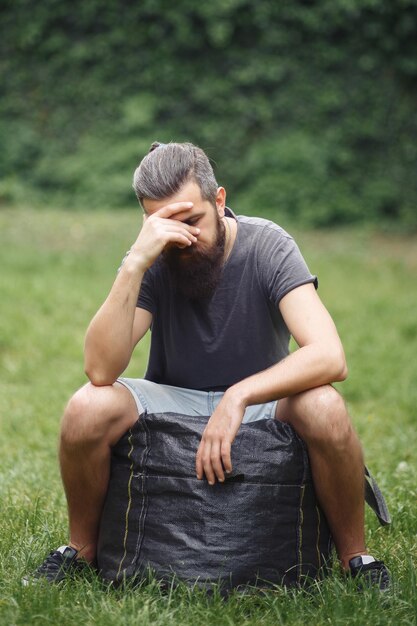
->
xmin=24 ymin=142 xmax=389 ymax=590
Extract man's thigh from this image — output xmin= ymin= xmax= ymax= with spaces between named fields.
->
xmin=274 ymin=385 xmax=349 ymax=442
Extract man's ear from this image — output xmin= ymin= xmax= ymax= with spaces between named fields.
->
xmin=215 ymin=187 xmax=226 ymax=217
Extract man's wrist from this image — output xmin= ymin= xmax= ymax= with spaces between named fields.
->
xmin=224 ymin=384 xmax=249 ymax=409
xmin=120 ymin=249 xmax=148 ymax=275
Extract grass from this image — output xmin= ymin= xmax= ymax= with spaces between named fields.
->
xmin=0 ymin=207 xmax=416 ymax=625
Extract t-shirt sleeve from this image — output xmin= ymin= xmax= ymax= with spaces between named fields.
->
xmin=258 ymin=226 xmax=318 ymax=306
xmin=137 ymin=270 xmax=156 ymax=314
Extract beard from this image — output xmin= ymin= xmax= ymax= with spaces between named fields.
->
xmin=163 ymin=218 xmax=226 ymax=301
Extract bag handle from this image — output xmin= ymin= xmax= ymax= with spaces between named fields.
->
xmin=364 ymin=466 xmax=391 ymax=525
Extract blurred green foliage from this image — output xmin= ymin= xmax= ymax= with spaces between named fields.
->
xmin=1 ymin=0 xmax=416 ymax=227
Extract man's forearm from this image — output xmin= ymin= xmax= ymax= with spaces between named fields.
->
xmin=228 ymin=342 xmax=348 ymax=408
xmin=84 ymin=200 xmax=201 ymax=386
xmin=84 ymin=256 xmax=146 ymax=386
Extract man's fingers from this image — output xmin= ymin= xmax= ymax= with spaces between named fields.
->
xmin=163 ymin=230 xmax=197 ymax=247
xmin=201 ymin=441 xmax=216 ymax=486
xmin=154 ymin=202 xmax=194 ymax=219
xmin=159 ymin=221 xmax=200 ymax=240
xmin=196 ymin=432 xmax=231 ymax=485
xmin=158 ymin=217 xmax=200 ymax=234
xmin=221 ymin=440 xmax=233 ymax=474
xmin=146 ymin=218 xmax=200 ymax=249
xmin=197 ymin=432 xmax=217 ymax=486
xmin=210 ymin=441 xmax=225 ymax=483
xmin=195 ymin=396 xmax=242 ymax=485
xmin=196 ymin=442 xmax=204 ymax=480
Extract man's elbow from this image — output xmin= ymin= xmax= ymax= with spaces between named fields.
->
xmin=331 ymin=352 xmax=348 ymax=382
xmin=84 ymin=364 xmax=118 ymax=387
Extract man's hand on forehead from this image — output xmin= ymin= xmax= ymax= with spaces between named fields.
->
xmin=128 ymin=201 xmax=200 ymax=271
xmin=166 ymin=202 xmax=194 ymax=222
xmin=144 ymin=201 xmax=194 ymax=221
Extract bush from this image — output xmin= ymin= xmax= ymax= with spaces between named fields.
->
xmin=1 ymin=0 xmax=416 ymax=228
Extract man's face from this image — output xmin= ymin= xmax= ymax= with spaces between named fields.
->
xmin=142 ymin=181 xmax=227 ymax=300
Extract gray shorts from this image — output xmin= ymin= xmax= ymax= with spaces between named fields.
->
xmin=118 ymin=378 xmax=278 ymax=424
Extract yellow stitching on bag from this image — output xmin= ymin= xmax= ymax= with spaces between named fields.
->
xmin=298 ymin=485 xmax=305 ymax=583
xmin=315 ymin=505 xmax=321 ymax=570
xmin=116 ymin=430 xmax=134 ymax=579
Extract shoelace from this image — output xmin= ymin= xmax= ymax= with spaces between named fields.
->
xmin=36 ymin=551 xmax=75 ymax=574
xmin=361 ymin=561 xmax=390 ymax=585
xmin=352 ymin=560 xmax=390 ymax=589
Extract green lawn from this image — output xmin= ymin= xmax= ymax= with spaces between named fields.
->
xmin=0 ymin=207 xmax=416 ymax=625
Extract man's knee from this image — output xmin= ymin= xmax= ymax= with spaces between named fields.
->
xmin=60 ymin=382 xmax=133 ymax=449
xmin=60 ymin=384 xmax=102 ymax=448
xmin=288 ymin=385 xmax=354 ymax=450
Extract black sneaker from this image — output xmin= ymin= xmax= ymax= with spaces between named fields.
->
xmin=22 ymin=545 xmax=85 ymax=585
xmin=349 ymin=555 xmax=391 ymax=592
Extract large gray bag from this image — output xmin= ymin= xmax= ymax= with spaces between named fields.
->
xmin=97 ymin=412 xmax=333 ymax=590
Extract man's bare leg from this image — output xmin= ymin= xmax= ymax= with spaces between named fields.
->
xmin=59 ymin=382 xmax=139 ymax=563
xmin=276 ymin=385 xmax=366 ymax=570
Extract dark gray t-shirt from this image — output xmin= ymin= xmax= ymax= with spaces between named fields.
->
xmin=137 ymin=212 xmax=317 ymax=391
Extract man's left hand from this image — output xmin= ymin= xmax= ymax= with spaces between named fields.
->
xmin=195 ymin=391 xmax=246 ymax=485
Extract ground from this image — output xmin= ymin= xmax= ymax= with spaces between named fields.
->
xmin=0 ymin=207 xmax=415 ymax=625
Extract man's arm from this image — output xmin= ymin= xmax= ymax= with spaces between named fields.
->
xmin=84 ymin=276 xmax=152 ymax=386
xmin=196 ymin=283 xmax=348 ymax=483
xmin=84 ymin=202 xmax=200 ymax=386
xmin=229 ymin=283 xmax=347 ymax=403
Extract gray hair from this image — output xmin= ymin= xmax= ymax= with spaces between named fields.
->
xmin=132 ymin=142 xmax=218 ymax=207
